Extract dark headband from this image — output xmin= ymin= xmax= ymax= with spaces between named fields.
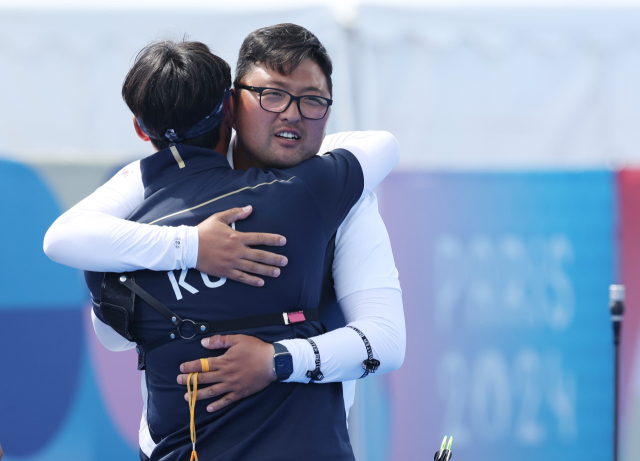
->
xmin=137 ymin=89 xmax=231 ymax=144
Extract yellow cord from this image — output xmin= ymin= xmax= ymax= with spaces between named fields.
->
xmin=187 ymin=359 xmax=209 ymax=461
xmin=186 ymin=359 xmax=209 ymax=461
xmin=187 ymin=372 xmax=199 ymax=461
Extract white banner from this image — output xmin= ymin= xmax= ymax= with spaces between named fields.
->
xmin=0 ymin=8 xmax=352 ymax=161
xmin=354 ymin=7 xmax=640 ymax=169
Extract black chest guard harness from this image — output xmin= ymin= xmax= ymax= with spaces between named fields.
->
xmin=98 ymin=272 xmax=319 ymax=370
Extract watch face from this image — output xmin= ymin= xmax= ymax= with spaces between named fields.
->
xmin=275 ymin=354 xmax=293 ymax=377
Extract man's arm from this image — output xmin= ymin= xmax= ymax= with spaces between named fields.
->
xmin=178 ymin=170 xmax=405 ymax=411
xmin=279 ymin=191 xmax=405 ymax=382
xmin=43 ymin=131 xmax=397 ymax=278
xmin=319 ymin=131 xmax=399 ymax=191
xmin=281 ymin=135 xmax=404 ymax=381
xmin=180 ymin=287 xmax=403 ymax=410
xmin=43 ymin=161 xmax=288 ymax=286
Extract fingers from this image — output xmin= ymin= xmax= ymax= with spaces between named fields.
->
xmin=179 ymin=336 xmax=238 ymax=372
xmin=242 ymin=248 xmax=288 ymax=268
xmin=182 ymin=384 xmax=239 ymax=412
xmin=213 ymin=206 xmax=253 ymax=225
xmin=240 ymin=232 xmax=286 ymax=247
xmin=201 ymin=334 xmax=237 ymax=349
xmin=180 ymin=357 xmax=212 ymax=374
xmin=177 ymin=370 xmax=222 ymax=385
xmin=183 ymin=383 xmax=231 ymax=403
xmin=226 ymin=269 xmax=265 ymax=287
xmin=235 ymin=259 xmax=282 ymax=278
xmin=206 ymin=392 xmax=238 ymax=412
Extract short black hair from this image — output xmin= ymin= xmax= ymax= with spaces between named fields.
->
xmin=122 ymin=39 xmax=231 ymax=151
xmin=234 ymin=23 xmax=333 ymax=96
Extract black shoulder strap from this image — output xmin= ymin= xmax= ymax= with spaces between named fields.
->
xmin=119 ymin=274 xmax=186 ymax=327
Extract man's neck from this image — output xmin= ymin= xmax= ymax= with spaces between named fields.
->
xmin=232 ymin=138 xmax=266 ymax=171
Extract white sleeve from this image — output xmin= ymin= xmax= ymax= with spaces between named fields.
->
xmin=332 ymin=191 xmax=400 ymax=299
xmin=319 ymin=131 xmax=400 ymax=191
xmin=43 ymin=131 xmax=395 ymax=272
xmin=43 ymin=160 xmax=199 ymax=272
xmin=91 ymin=307 xmax=137 ymax=352
xmin=277 ymin=288 xmax=405 ymax=382
xmin=277 ymin=191 xmax=405 ymax=382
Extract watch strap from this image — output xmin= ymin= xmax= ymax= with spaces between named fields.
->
xmin=273 ymin=342 xmax=293 ymax=381
xmin=273 ymin=342 xmax=289 ymax=356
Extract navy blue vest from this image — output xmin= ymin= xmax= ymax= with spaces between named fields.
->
xmin=87 ymin=144 xmax=363 ymax=461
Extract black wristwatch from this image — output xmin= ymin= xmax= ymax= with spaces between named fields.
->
xmin=273 ymin=342 xmax=293 ymax=381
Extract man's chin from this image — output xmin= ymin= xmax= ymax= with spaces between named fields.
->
xmin=261 ymin=149 xmax=315 ymax=169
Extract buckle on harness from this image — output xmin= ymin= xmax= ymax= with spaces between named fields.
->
xmin=178 ymin=319 xmax=197 ymax=340
xmin=283 ymin=311 xmax=306 ymax=325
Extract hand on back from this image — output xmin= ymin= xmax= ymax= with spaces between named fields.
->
xmin=196 ymin=205 xmax=288 ymax=287
xmin=177 ymin=334 xmax=277 ymax=412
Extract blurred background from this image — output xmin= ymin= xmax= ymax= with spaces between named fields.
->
xmin=2 ymin=0 xmax=640 ymax=459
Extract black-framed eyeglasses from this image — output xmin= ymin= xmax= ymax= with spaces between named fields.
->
xmin=236 ymin=85 xmax=333 ymax=120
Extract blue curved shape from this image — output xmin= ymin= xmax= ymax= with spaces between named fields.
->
xmin=0 ymin=309 xmax=84 ymax=456
xmin=1 ymin=338 xmax=139 ymax=461
xmin=0 ymin=159 xmax=85 ymax=309
xmin=0 ymin=159 xmax=85 ymax=456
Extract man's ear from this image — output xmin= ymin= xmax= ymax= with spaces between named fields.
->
xmin=213 ymin=110 xmax=234 ymax=154
xmin=133 ymin=116 xmax=150 ymax=142
xmin=229 ymin=89 xmax=237 ymax=130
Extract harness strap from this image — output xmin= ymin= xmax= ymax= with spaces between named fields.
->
xmin=117 ymin=274 xmax=320 ymax=370
xmin=136 ymin=330 xmax=182 ymax=369
xmin=199 ymin=309 xmax=319 ymax=332
xmin=119 ymin=275 xmax=185 ymax=326
xmin=135 ymin=309 xmax=320 ymax=370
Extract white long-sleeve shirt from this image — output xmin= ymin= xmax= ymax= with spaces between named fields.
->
xmin=44 ymin=131 xmax=398 ymax=273
xmin=45 ymin=131 xmax=406 ymax=455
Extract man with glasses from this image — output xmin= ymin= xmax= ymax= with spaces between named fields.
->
xmin=236 ymin=85 xmax=332 ymax=120
xmin=45 ymin=24 xmax=405 ymax=459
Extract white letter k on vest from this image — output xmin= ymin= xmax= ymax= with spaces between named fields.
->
xmin=167 ymin=269 xmax=199 ymax=300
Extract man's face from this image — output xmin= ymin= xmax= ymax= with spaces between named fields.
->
xmin=232 ymin=58 xmax=331 ymax=169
